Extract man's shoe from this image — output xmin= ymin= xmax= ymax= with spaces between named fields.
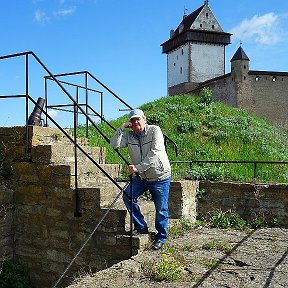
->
xmin=151 ymin=240 xmax=164 ymax=250
xmin=132 ymin=228 xmax=149 ymax=236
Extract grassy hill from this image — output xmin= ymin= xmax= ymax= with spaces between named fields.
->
xmin=77 ymin=92 xmax=288 ymax=183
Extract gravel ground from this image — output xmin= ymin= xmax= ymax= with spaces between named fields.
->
xmin=67 ymin=228 xmax=287 ymax=288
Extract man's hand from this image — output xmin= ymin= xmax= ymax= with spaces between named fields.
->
xmin=121 ymin=122 xmax=132 ymax=129
xmin=128 ymin=165 xmax=138 ymax=174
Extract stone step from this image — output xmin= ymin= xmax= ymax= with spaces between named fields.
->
xmin=30 ymin=126 xmax=75 ymax=146
xmin=31 ymin=144 xmax=106 ymax=165
xmin=13 ymin=162 xmax=72 ymax=189
xmin=72 ymin=163 xmax=123 ymax=187
xmin=0 ymin=126 xmax=90 ymax=163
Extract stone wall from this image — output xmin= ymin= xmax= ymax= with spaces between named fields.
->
xmin=0 ymin=127 xmax=135 ymax=287
xmin=191 ymin=71 xmax=288 ymax=127
xmin=0 ymin=180 xmax=14 ymax=261
xmin=198 ymin=181 xmax=288 ymax=226
xmin=247 ymin=73 xmax=288 ymax=126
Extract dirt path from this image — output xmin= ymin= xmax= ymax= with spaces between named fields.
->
xmin=67 ymin=228 xmax=287 ymax=288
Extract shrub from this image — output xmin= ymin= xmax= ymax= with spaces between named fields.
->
xmin=187 ymin=166 xmax=225 ymax=181
xmin=169 ymin=217 xmax=192 ymax=238
xmin=0 ymin=259 xmax=33 ymax=288
xmin=199 ymin=87 xmax=212 ymax=105
xmin=147 ymin=112 xmax=167 ymax=125
xmin=176 ymin=120 xmax=199 ymax=134
xmin=209 ymin=209 xmax=247 ymax=230
xmin=141 ymin=253 xmax=184 ymax=282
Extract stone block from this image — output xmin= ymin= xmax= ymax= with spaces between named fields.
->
xmin=169 ymin=180 xmax=198 ymax=222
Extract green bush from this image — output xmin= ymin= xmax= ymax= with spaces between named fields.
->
xmin=147 ymin=112 xmax=168 ymax=125
xmin=199 ymin=87 xmax=212 ymax=105
xmin=176 ymin=120 xmax=199 ymax=134
xmin=209 ymin=209 xmax=247 ymax=230
xmin=0 ymin=259 xmax=33 ymax=288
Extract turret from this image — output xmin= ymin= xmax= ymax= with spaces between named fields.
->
xmin=230 ymin=46 xmax=250 ymax=82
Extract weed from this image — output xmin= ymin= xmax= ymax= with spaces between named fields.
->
xmin=196 ymin=188 xmax=208 ymax=201
xmin=0 ymin=259 xmax=33 ymax=287
xmin=141 ymin=256 xmax=183 ymax=282
xmin=193 ymin=257 xmax=219 ymax=269
xmin=182 ymin=243 xmax=196 ymax=252
xmin=187 ymin=166 xmax=225 ymax=181
xmin=169 ymin=217 xmax=192 ymax=239
xmin=193 ymin=219 xmax=206 ymax=229
xmin=162 ymin=245 xmax=176 ymax=255
xmin=199 ymin=87 xmax=212 ymax=105
xmin=229 ymin=212 xmax=248 ymax=230
xmin=146 ymin=112 xmax=168 ymax=125
xmin=202 ymin=241 xmax=232 ymax=253
xmin=271 ymin=218 xmax=281 ymax=227
xmin=202 ymin=241 xmax=217 ymax=250
xmin=209 ymin=209 xmax=247 ymax=230
xmin=177 ymin=120 xmax=199 ymax=134
xmin=250 ymin=217 xmax=265 ymax=229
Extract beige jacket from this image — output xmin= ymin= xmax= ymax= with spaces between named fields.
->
xmin=110 ymin=124 xmax=171 ymax=181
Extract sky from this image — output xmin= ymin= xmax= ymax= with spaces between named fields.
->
xmin=1 ymin=0 xmax=288 ymax=127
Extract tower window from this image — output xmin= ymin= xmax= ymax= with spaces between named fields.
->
xmin=180 ymin=67 xmax=183 ymax=74
xmin=243 ymin=76 xmax=246 ymax=80
xmin=243 ymin=65 xmax=246 ymax=69
xmin=212 ymin=24 xmax=214 ymax=29
xmin=255 ymin=76 xmax=260 ymax=81
xmin=272 ymin=76 xmax=276 ymax=81
xmin=206 ymin=13 xmax=209 ymax=18
xmin=200 ymin=23 xmax=202 ymax=28
xmin=181 ymin=49 xmax=184 ymax=55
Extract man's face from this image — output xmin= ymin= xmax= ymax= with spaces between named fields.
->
xmin=131 ymin=117 xmax=145 ymax=135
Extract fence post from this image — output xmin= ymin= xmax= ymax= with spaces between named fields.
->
xmin=253 ymin=162 xmax=257 ymax=179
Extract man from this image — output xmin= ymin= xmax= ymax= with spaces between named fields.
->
xmin=110 ymin=108 xmax=171 ymax=250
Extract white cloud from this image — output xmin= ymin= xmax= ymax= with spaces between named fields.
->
xmin=48 ymin=109 xmax=59 ymax=119
xmin=54 ymin=6 xmax=76 ymax=17
xmin=35 ymin=9 xmax=50 ymax=22
xmin=230 ymin=13 xmax=281 ymax=45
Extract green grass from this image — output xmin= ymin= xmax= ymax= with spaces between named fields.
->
xmin=76 ymin=93 xmax=288 ymax=183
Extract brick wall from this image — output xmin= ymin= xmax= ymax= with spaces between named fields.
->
xmin=198 ymin=181 xmax=288 ymax=226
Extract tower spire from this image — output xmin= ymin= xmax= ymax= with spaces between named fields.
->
xmin=204 ymin=0 xmax=209 ymax=5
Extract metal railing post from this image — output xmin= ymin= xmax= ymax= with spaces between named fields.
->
xmin=73 ymin=102 xmax=82 ymax=217
xmin=85 ymin=72 xmax=89 ymax=138
xmin=253 ymin=162 xmax=257 ymax=179
xmin=25 ymin=53 xmax=30 ymax=153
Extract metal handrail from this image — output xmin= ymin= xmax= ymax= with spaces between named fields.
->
xmin=0 ymin=51 xmax=131 ymax=211
xmin=0 ymin=51 xmax=138 ymax=287
xmin=44 ymin=70 xmax=178 ymax=156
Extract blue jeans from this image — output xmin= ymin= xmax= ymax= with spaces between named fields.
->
xmin=123 ymin=175 xmax=171 ymax=243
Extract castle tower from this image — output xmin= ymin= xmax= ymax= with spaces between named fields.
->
xmin=230 ymin=45 xmax=250 ymax=83
xmin=161 ymin=1 xmax=231 ymax=95
xmin=230 ymin=46 xmax=253 ymax=109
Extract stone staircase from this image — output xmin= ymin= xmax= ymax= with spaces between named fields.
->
xmin=0 ymin=125 xmax=197 ymax=288
xmin=0 ymin=126 xmax=152 ymax=287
